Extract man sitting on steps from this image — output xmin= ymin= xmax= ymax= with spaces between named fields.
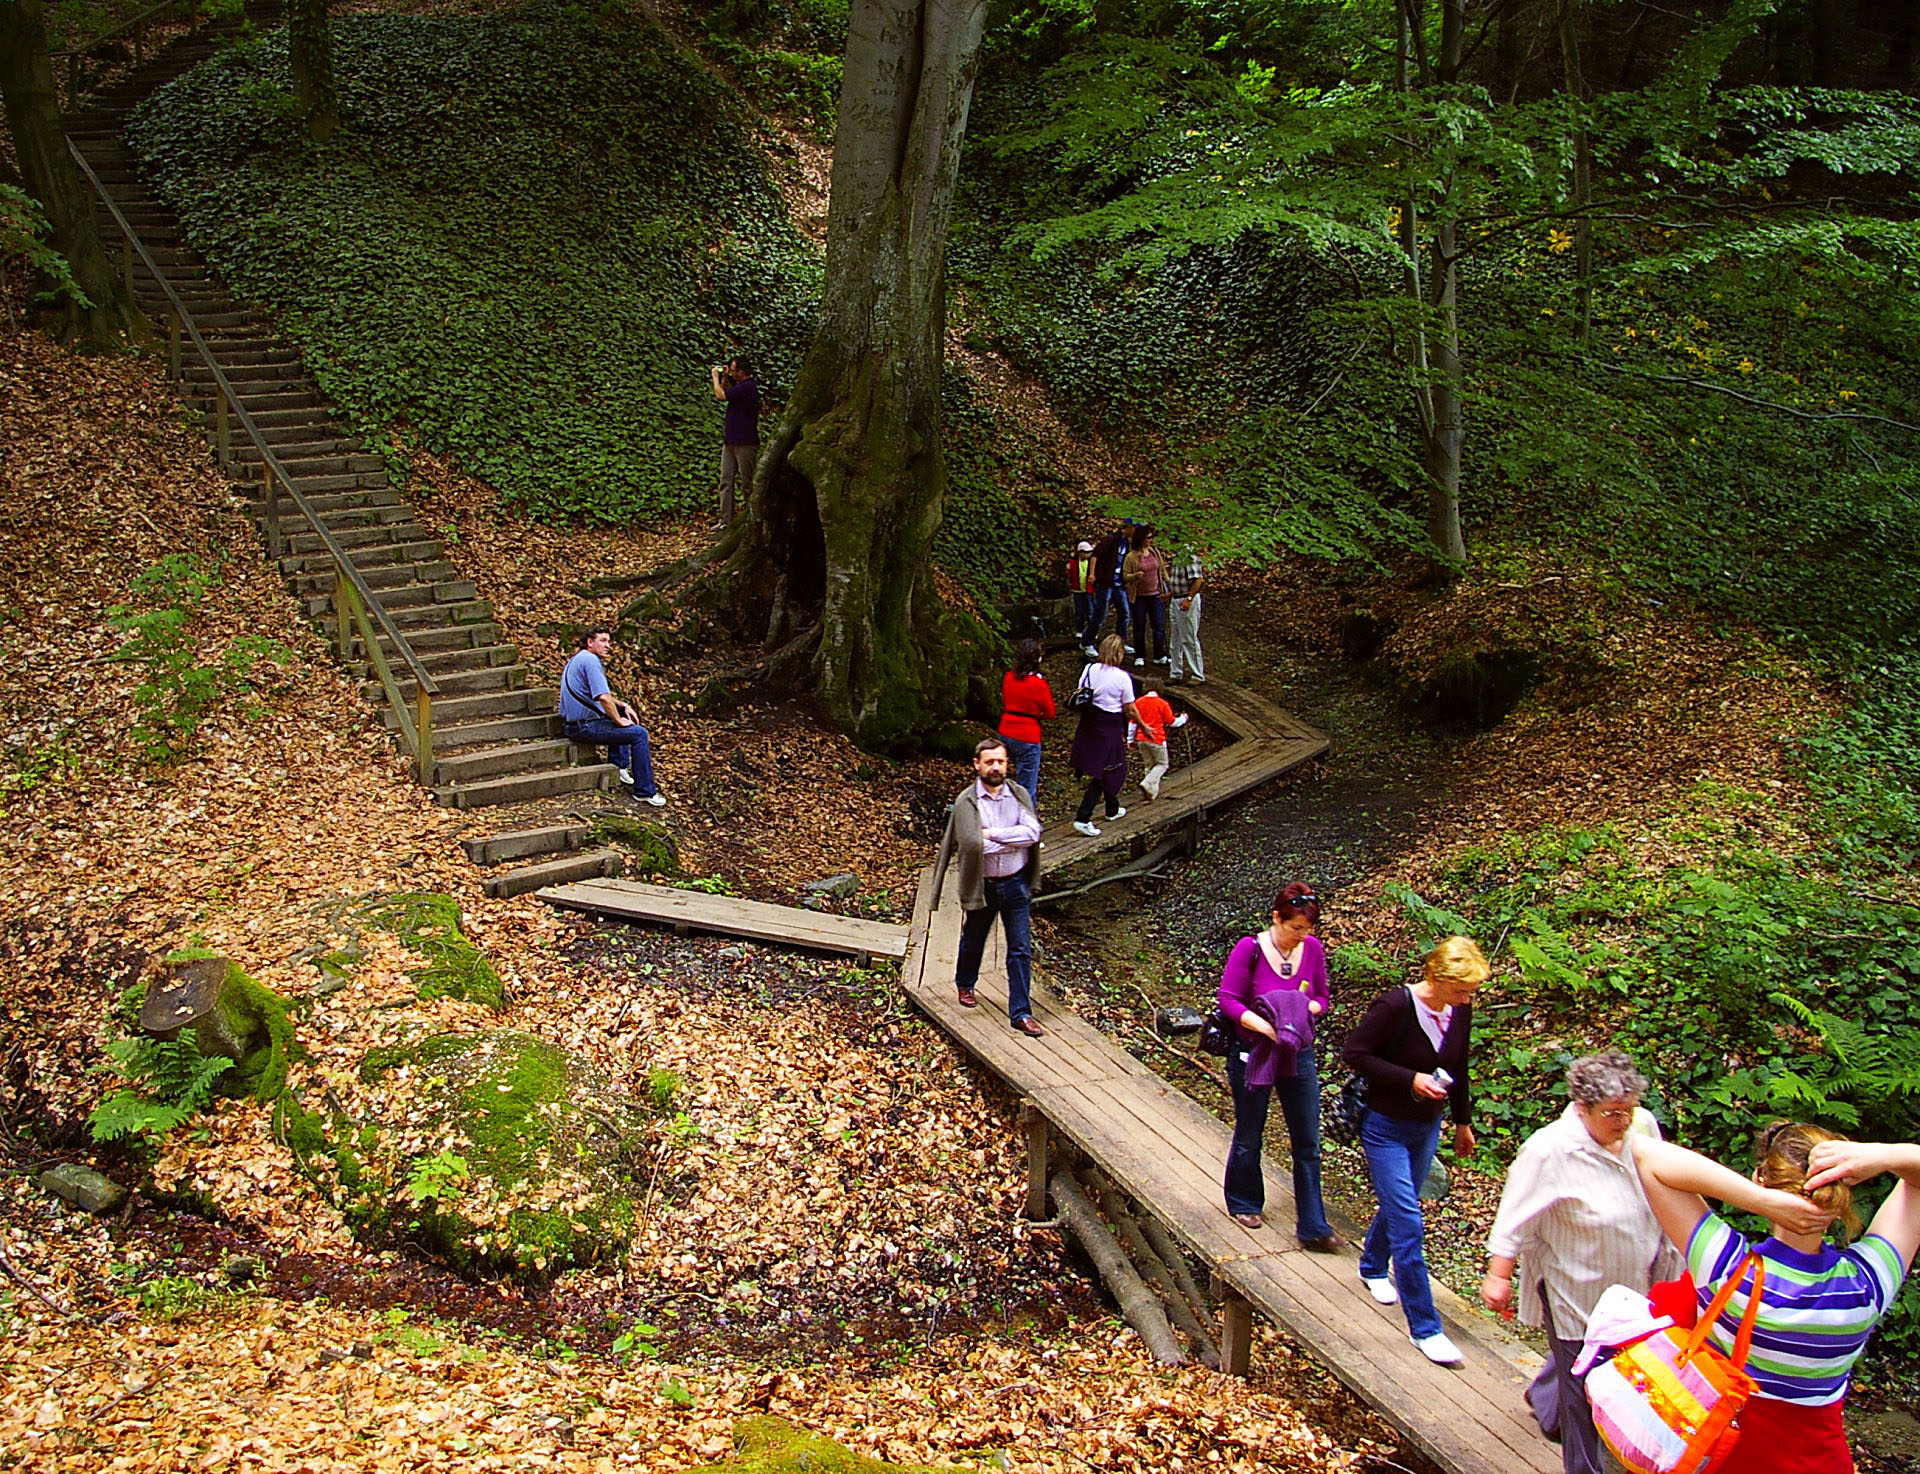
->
xmin=558 ymin=628 xmax=665 ymax=807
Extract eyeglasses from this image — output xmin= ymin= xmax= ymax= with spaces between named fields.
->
xmin=1594 ymin=1107 xmax=1636 ymax=1123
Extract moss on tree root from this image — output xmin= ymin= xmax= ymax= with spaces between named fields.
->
xmin=682 ymin=1418 xmax=949 ymax=1474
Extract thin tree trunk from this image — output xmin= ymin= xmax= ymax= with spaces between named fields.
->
xmin=0 ymin=0 xmax=143 ymax=349
xmin=706 ymin=0 xmax=990 ymax=749
xmin=1051 ymin=1170 xmax=1186 ymax=1366
xmin=286 ymin=0 xmax=340 ymax=144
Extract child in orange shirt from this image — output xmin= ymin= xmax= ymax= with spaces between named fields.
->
xmin=1130 ymin=684 xmax=1184 ymax=799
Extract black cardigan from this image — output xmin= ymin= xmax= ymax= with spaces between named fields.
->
xmin=1340 ymin=986 xmax=1473 ymax=1127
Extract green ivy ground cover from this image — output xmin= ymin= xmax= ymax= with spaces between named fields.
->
xmin=128 ymin=4 xmax=822 ymax=523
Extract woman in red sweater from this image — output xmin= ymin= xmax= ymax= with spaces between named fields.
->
xmin=998 ymin=638 xmax=1055 ymax=803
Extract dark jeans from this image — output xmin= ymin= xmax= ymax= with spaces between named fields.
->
xmin=954 ymin=873 xmax=1033 ymax=1024
xmin=1071 ymin=591 xmax=1094 ymax=635
xmin=1002 ymin=736 xmax=1042 ymax=803
xmin=564 ymin=715 xmax=656 ymax=796
xmin=1084 ymin=586 xmax=1131 ymax=648
xmin=1074 ymin=776 xmax=1122 ymax=823
xmin=1132 ymin=594 xmax=1167 ymax=661
xmin=1533 ymin=1295 xmax=1605 ymax=1474
xmin=1225 ymin=1047 xmax=1332 ymax=1240
xmin=1358 ymin=1110 xmax=1446 ymax=1340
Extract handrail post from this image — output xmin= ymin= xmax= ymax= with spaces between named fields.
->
xmin=134 ymin=18 xmax=145 ymax=68
xmin=334 ymin=570 xmax=353 ymax=660
xmin=262 ymin=462 xmax=282 ymax=561
xmin=416 ymin=691 xmax=434 ymax=785
xmin=167 ymin=310 xmax=181 ymax=378
xmin=216 ymin=393 xmax=231 ymax=469
xmin=68 ymin=53 xmax=79 ymax=100
xmin=120 ymin=236 xmax=134 ymax=294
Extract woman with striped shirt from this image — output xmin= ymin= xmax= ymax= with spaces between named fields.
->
xmin=1632 ymin=1126 xmax=1920 ymax=1474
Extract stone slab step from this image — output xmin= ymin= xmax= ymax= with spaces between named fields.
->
xmin=285 ymin=521 xmax=431 ymax=555
xmin=434 ymin=764 xmax=620 ymax=810
xmin=435 ymin=712 xmax=562 ymax=749
xmin=482 ymin=847 xmax=624 ymax=899
xmin=295 ymin=558 xmax=458 ymax=597
xmin=433 ymin=738 xmax=579 ymax=786
xmin=463 ymin=822 xmax=591 ymax=866
xmin=251 ymin=487 xmax=403 ymax=517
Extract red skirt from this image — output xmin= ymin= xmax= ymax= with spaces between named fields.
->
xmin=1719 ymin=1396 xmax=1850 ymax=1474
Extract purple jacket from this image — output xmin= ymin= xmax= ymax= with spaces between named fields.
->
xmin=1243 ymin=991 xmax=1315 ymax=1088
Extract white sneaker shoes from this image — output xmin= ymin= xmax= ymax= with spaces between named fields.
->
xmin=1362 ymin=1275 xmax=1398 ymax=1305
xmin=1411 ymin=1332 xmax=1464 ymax=1366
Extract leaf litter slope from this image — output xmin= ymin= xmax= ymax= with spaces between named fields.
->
xmin=0 ymin=325 xmax=1401 ymax=1466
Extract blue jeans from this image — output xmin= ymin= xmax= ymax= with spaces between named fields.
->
xmin=1071 ymin=591 xmax=1094 ymax=635
xmin=1225 ymin=1047 xmax=1332 ymax=1240
xmin=1358 ymin=1111 xmax=1446 ymax=1339
xmin=955 ymin=873 xmax=1033 ymax=1025
xmin=1132 ymin=594 xmax=1167 ymax=661
xmin=564 ymin=715 xmax=656 ymax=796
xmin=1084 ymin=586 xmax=1130 ymax=648
xmin=1002 ymin=737 xmax=1042 ymax=803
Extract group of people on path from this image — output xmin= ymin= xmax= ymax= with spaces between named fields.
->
xmin=1065 ymin=518 xmax=1206 ymax=683
xmin=1213 ymin=890 xmax=1919 ymax=1474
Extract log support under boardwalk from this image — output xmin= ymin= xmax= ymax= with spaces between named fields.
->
xmin=1023 ymin=1104 xmax=1049 ymax=1220
xmin=1210 ymin=1270 xmax=1253 ymax=1377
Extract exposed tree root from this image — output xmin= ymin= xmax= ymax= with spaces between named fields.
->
xmin=1088 ymin=1168 xmax=1220 ymax=1369
xmin=1051 ymin=1168 xmax=1186 ymax=1366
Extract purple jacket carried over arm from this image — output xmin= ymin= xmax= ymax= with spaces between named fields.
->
xmin=1217 ymin=934 xmax=1330 ymax=1044
xmin=1243 ymin=991 xmax=1315 ymax=1088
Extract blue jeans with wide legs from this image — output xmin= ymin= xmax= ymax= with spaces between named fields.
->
xmin=1084 ymin=587 xmax=1131 ymax=648
xmin=1225 ymin=1047 xmax=1332 ymax=1240
xmin=954 ymin=873 xmax=1033 ymax=1025
xmin=1132 ymin=593 xmax=1168 ymax=661
xmin=1358 ymin=1110 xmax=1447 ymax=1340
xmin=564 ymin=715 xmax=657 ymax=796
xmin=1002 ymin=737 xmax=1043 ymax=803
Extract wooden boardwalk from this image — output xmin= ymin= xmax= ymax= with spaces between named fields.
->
xmin=537 ymin=878 xmax=909 ymax=962
xmin=900 ymin=680 xmax=1557 ymax=1474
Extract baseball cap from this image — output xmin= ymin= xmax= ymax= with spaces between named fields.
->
xmin=1076 ymin=540 xmax=1093 ymax=552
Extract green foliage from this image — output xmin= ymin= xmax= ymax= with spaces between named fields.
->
xmin=644 ymin=1067 xmax=683 ymax=1114
xmin=611 ymin=1319 xmax=662 ymax=1362
xmin=128 ymin=1272 xmax=245 ymax=1321
xmin=1795 ymin=653 xmax=1920 ymax=872
xmin=666 ymin=873 xmax=738 ymax=897
xmin=405 ymin=1150 xmax=471 ymax=1205
xmin=358 ymin=892 xmax=505 ymax=1010
xmin=89 ymin=1033 xmax=234 ymax=1143
xmin=108 ymin=555 xmax=290 ymax=764
xmin=128 ymin=5 xmax=823 ymax=524
xmin=0 ymin=184 xmax=90 ymax=310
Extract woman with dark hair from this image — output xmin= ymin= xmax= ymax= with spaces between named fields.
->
xmin=1068 ymin=633 xmax=1142 ymax=837
xmin=1632 ymin=1125 xmax=1920 ymax=1474
xmin=1217 ymin=883 xmax=1338 ymax=1251
xmin=1342 ymin=934 xmax=1488 ymax=1366
xmin=997 ymin=637 xmax=1055 ymax=804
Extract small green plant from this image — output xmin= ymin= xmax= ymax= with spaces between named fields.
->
xmin=666 ymin=874 xmax=737 ymax=896
xmin=89 ymin=1034 xmax=234 ymax=1143
xmin=131 ymin=1273 xmax=232 ymax=1320
xmin=108 ymin=554 xmax=290 ymax=764
xmin=644 ymin=1067 xmax=682 ymax=1113
xmin=405 ymin=1151 xmax=471 ymax=1205
xmin=659 ymin=1377 xmax=695 ymax=1407
xmin=0 ymin=183 xmax=89 ymax=311
xmin=611 ymin=1320 xmax=662 ymax=1362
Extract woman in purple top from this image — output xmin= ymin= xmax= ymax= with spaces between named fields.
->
xmin=1218 ymin=882 xmax=1337 ymax=1250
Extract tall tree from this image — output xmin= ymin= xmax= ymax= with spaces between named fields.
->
xmin=287 ymin=0 xmax=341 ymax=143
xmin=0 ymin=0 xmax=143 ymax=348
xmin=669 ymin=0 xmax=992 ymax=748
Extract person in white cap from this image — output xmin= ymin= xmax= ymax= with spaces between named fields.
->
xmin=1065 ymin=539 xmax=1099 ymax=644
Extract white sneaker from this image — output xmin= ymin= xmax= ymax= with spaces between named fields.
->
xmin=1362 ymin=1275 xmax=1398 ymax=1305
xmin=1072 ymin=820 xmax=1100 ymax=837
xmin=616 ymin=767 xmax=635 ymax=785
xmin=1133 ymin=657 xmax=1146 ymax=667
xmin=1412 ymin=1332 xmax=1464 ymax=1367
xmin=1124 ymin=644 xmax=1137 ymax=655
xmin=1082 ymin=644 xmax=1098 ymax=657
xmin=1110 ymin=806 xmax=1126 ymax=819
xmin=642 ymin=793 xmax=667 ymax=807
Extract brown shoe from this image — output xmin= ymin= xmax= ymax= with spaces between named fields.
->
xmin=1299 ymin=1233 xmax=1343 ymax=1254
xmin=1228 ymin=1211 xmax=1262 ymax=1230
xmin=957 ymin=989 xmax=978 ymax=1008
xmin=1012 ymin=1016 xmax=1046 ymax=1037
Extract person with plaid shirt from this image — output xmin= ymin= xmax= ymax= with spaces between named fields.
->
xmin=1163 ymin=546 xmax=1206 ymax=683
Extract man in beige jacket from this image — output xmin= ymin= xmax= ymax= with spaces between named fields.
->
xmin=931 ymin=739 xmax=1044 ymax=1036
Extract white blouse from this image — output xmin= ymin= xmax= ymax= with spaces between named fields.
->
xmin=1077 ymin=662 xmax=1136 ymax=714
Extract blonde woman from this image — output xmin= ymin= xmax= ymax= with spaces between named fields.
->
xmin=1341 ymin=935 xmax=1488 ymax=1366
xmin=1067 ymin=633 xmax=1142 ymax=838
xmin=1633 ymin=1126 xmax=1920 ymax=1474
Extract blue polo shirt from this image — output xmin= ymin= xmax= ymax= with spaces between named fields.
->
xmin=558 ymin=650 xmax=610 ymax=722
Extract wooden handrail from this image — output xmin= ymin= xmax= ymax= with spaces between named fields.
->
xmin=66 ymin=139 xmax=444 ymax=780
xmin=50 ymin=0 xmax=194 ymax=100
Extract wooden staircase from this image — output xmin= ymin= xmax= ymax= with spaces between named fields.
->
xmin=64 ymin=15 xmax=618 ymax=811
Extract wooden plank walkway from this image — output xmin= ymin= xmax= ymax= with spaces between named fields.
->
xmin=536 ymin=878 xmax=910 ymax=962
xmin=895 ymin=678 xmax=1555 ymax=1474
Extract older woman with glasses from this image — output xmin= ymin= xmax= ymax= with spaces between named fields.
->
xmin=1480 ymin=1051 xmax=1679 ymax=1474
xmin=1343 ymin=934 xmax=1487 ymax=1366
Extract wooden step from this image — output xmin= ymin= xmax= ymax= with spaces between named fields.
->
xmin=432 ymin=738 xmax=579 ymax=786
xmin=358 ymin=644 xmax=520 ymax=683
xmin=251 ymin=487 xmax=404 ymax=517
xmin=393 ymin=687 xmax=555 ymax=729
xmin=360 ymin=663 xmax=513 ymax=703
xmin=305 ymin=577 xmax=476 ymax=618
xmin=295 ymin=558 xmax=458 ymax=597
xmin=434 ymin=764 xmax=620 ymax=810
xmin=387 ymin=599 xmax=495 ymax=634
xmin=463 ymin=822 xmax=590 ymax=866
xmin=483 ymin=847 xmax=623 ymax=900
xmin=282 ymin=536 xmax=443 ymax=574
xmin=284 ymin=522 xmax=431 ymax=555
xmin=436 ymin=712 xmax=562 ymax=749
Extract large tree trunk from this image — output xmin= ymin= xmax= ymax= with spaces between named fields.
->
xmin=715 ymin=0 xmax=989 ymax=749
xmin=0 ymin=0 xmax=143 ymax=349
xmin=287 ymin=0 xmax=340 ymax=144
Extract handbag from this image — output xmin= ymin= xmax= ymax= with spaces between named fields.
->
xmin=1326 ymin=986 xmax=1416 ymax=1145
xmin=1067 ymin=665 xmax=1096 ymax=711
xmin=1198 ymin=1010 xmax=1233 ymax=1057
xmin=1588 ymin=1253 xmax=1766 ymax=1474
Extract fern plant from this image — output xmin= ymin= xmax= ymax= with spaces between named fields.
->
xmin=1710 ymin=992 xmax=1920 ymax=1138
xmin=89 ymin=1034 xmax=234 ymax=1143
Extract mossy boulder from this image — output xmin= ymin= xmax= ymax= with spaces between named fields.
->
xmin=311 ymin=1030 xmax=656 ymax=1279
xmin=586 ymin=813 xmax=680 ymax=875
xmin=311 ymin=892 xmax=504 ymax=1011
xmin=682 ymin=1419 xmax=948 ymax=1474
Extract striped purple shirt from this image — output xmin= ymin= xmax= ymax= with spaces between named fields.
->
xmin=1686 ymin=1211 xmax=1906 ymax=1405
